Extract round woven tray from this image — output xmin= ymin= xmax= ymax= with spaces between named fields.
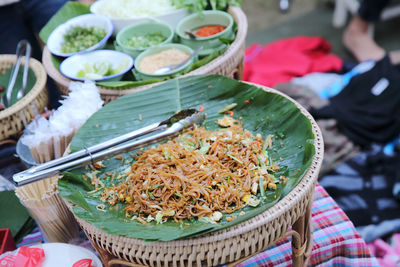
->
xmin=42 ymin=6 xmax=247 ymax=104
xmin=0 ymin=55 xmax=48 ymax=140
xmin=63 ymin=83 xmax=324 ymax=267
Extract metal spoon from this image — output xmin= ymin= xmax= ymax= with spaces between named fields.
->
xmin=184 ymin=29 xmax=197 ymax=39
xmin=153 ymin=46 xmax=203 ymax=75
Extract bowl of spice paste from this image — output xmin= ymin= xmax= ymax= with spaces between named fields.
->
xmin=176 ymin=10 xmax=234 ymax=57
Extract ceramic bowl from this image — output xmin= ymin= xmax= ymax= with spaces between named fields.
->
xmin=133 ymin=43 xmax=195 ymax=81
xmin=175 ymin=10 xmax=234 ymax=57
xmin=47 ymin=14 xmax=113 ymax=57
xmin=90 ymin=0 xmax=190 ymax=35
xmin=115 ymin=21 xmax=174 ymax=59
xmin=60 ymin=50 xmax=134 ymax=82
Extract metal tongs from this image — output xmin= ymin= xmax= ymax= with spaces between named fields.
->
xmin=2 ymin=40 xmax=32 ymax=108
xmin=13 ymin=109 xmax=205 ymax=186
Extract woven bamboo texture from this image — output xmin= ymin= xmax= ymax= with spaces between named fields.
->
xmin=42 ymin=6 xmax=247 ymax=104
xmin=0 ymin=55 xmax=48 ymax=140
xmin=62 ymin=83 xmax=324 ymax=267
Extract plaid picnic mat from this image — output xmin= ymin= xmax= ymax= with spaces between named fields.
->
xmin=238 ymin=184 xmax=379 ymax=267
xmin=18 ymin=184 xmax=378 ymax=266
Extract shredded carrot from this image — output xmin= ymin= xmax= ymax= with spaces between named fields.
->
xmin=245 ymin=100 xmax=250 ymax=104
xmin=199 ymin=105 xmax=205 ymax=112
xmin=253 ymin=141 xmax=261 ymax=149
xmin=211 ymin=141 xmax=219 ymax=153
xmin=225 ymin=110 xmax=234 ymax=117
xmin=93 ymin=163 xmax=102 ymax=169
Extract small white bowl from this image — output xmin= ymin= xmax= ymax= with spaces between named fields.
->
xmin=60 ymin=50 xmax=134 ymax=82
xmin=47 ymin=14 xmax=113 ymax=57
xmin=90 ymin=0 xmax=190 ymax=35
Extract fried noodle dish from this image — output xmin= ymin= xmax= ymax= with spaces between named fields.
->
xmin=96 ymin=119 xmax=287 ymax=224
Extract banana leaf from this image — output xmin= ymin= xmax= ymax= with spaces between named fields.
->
xmin=58 ymin=75 xmax=315 ymax=241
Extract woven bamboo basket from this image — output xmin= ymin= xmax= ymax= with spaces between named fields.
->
xmin=42 ymin=6 xmax=247 ymax=104
xmin=62 ymin=84 xmax=324 ymax=267
xmin=0 ymin=55 xmax=48 ymax=141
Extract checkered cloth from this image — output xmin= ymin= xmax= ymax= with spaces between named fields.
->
xmin=238 ymin=184 xmax=379 ymax=267
xmin=19 ymin=184 xmax=378 ymax=266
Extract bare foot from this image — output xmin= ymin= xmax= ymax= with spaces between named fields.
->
xmin=343 ymin=16 xmax=385 ymax=62
xmin=389 ymin=50 xmax=400 ymax=65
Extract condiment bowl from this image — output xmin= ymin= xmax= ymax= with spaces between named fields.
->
xmin=115 ymin=21 xmax=174 ymax=59
xmin=60 ymin=50 xmax=134 ymax=82
xmin=47 ymin=14 xmax=113 ymax=57
xmin=90 ymin=0 xmax=190 ymax=35
xmin=133 ymin=43 xmax=195 ymax=81
xmin=176 ymin=10 xmax=234 ymax=57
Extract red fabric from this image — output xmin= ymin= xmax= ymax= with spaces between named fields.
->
xmin=243 ymin=36 xmax=343 ymax=87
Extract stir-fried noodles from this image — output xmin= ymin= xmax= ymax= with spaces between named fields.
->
xmin=97 ymin=120 xmax=285 ymax=224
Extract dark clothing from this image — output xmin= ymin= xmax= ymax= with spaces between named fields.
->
xmin=311 ymin=55 xmax=400 ymax=146
xmin=358 ymin=0 xmax=391 ymax=22
xmin=0 ymin=0 xmax=67 ymax=108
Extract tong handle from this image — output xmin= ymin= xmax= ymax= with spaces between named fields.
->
xmin=24 ymin=122 xmax=164 ymax=175
xmin=3 ymin=40 xmax=32 ymax=107
xmin=13 ymin=122 xmax=183 ymax=186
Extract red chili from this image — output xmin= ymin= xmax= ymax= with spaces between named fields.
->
xmin=196 ymin=25 xmax=226 ymax=37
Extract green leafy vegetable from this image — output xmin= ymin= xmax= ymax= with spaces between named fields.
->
xmin=171 ymin=0 xmax=241 ymax=12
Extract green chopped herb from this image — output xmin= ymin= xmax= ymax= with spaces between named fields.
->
xmin=275 ymin=131 xmax=285 ymax=139
xmin=174 ymin=192 xmax=183 ymax=198
xmin=122 ymin=32 xmax=167 ymax=49
xmin=61 ymin=26 xmax=107 ymax=53
xmin=153 ymin=184 xmax=164 ymax=189
xmin=148 ymin=191 xmax=155 ymax=200
xmin=227 ymin=153 xmax=243 ymax=164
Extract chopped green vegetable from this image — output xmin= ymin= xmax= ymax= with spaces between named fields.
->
xmin=227 ymin=153 xmax=243 ymax=164
xmin=148 ymin=191 xmax=155 ymax=200
xmin=218 ymin=103 xmax=237 ymax=113
xmin=276 ymin=131 xmax=286 ymax=139
xmin=76 ymin=59 xmax=131 ymax=79
xmin=61 ymin=26 xmax=107 ymax=53
xmin=259 ymin=177 xmax=265 ymax=197
xmin=174 ymin=192 xmax=182 ymax=198
xmin=123 ymin=33 xmax=167 ymax=49
xmin=198 ymin=140 xmax=211 ymax=154
xmin=155 ymin=210 xmax=175 ymax=224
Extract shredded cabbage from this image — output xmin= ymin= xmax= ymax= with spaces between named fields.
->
xmin=93 ymin=0 xmax=177 ymax=19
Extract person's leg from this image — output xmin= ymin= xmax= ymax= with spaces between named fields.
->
xmin=343 ymin=0 xmax=390 ymax=62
